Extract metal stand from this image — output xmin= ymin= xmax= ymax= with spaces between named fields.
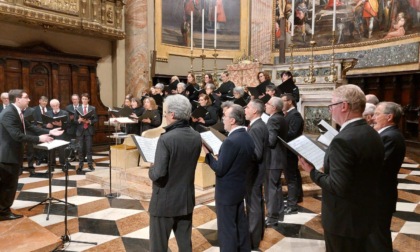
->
xmin=53 ymin=147 xmax=96 ymax=251
xmin=106 ymin=119 xmax=121 ymax=198
xmin=29 ymin=146 xmax=74 ymax=220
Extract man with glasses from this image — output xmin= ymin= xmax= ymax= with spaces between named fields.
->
xmin=300 ymin=84 xmax=384 ymax=251
xmin=0 ymin=92 xmax=10 ymax=113
xmin=205 ymin=103 xmax=254 ymax=251
xmin=0 ymin=89 xmax=63 ymax=221
xmin=264 ymin=97 xmax=288 ymax=227
xmin=367 ymin=102 xmax=406 ymax=251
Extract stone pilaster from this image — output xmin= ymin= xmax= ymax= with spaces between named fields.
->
xmin=125 ymin=0 xmax=149 ymax=98
xmin=250 ymin=0 xmax=273 ymax=64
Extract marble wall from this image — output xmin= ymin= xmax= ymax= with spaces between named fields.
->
xmin=250 ymin=0 xmax=273 ymax=64
xmin=125 ymin=0 xmax=149 ymax=98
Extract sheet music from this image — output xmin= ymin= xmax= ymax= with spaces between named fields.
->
xmin=200 ymin=131 xmax=223 ymax=156
xmin=109 ymin=117 xmax=136 ymax=124
xmin=261 ymin=113 xmax=270 ymax=124
xmin=132 ymin=135 xmax=159 ymax=163
xmin=285 ymin=135 xmax=325 ymax=170
xmin=37 ymin=139 xmax=69 ymax=150
xmin=317 ymin=120 xmax=338 ymax=146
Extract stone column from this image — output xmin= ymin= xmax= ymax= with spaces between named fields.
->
xmin=125 ymin=0 xmax=149 ymax=98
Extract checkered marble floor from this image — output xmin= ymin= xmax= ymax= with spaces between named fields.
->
xmin=10 ymin=153 xmax=420 ymax=251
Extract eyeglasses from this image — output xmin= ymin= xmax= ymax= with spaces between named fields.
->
xmin=328 ymin=101 xmax=343 ymax=110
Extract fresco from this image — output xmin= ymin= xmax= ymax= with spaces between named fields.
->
xmin=161 ymin=0 xmax=241 ymax=50
xmin=274 ymin=0 xmax=420 ymax=49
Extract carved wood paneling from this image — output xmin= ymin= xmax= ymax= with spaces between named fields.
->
xmin=0 ymin=44 xmax=108 ymax=144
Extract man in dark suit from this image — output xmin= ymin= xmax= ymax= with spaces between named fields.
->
xmin=206 ymin=103 xmax=255 ymax=251
xmin=281 ymin=94 xmax=304 ymax=214
xmin=0 ymin=89 xmax=63 ymax=221
xmin=264 ymin=97 xmax=288 ymax=227
xmin=366 ymin=102 xmax=406 ymax=251
xmin=300 ymin=84 xmax=384 ymax=252
xmin=22 ymin=106 xmax=36 ymax=173
xmin=0 ymin=92 xmax=10 ymax=113
xmin=45 ymin=99 xmax=69 ymax=170
xmin=75 ymin=93 xmax=98 ymax=173
xmin=32 ymin=96 xmax=51 ymax=165
xmin=65 ymin=94 xmax=80 ymax=141
xmin=148 ymin=94 xmax=202 ymax=252
xmin=244 ymin=99 xmax=269 ymax=249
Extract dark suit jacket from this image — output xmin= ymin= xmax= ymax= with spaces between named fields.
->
xmin=45 ymin=110 xmax=69 ymax=140
xmin=0 ymin=104 xmax=5 ymax=113
xmin=148 ymin=120 xmax=202 ymax=217
xmin=32 ymin=105 xmax=52 ymax=124
xmin=206 ymin=127 xmax=255 ymax=205
xmin=75 ymin=105 xmax=98 ymax=136
xmin=310 ymin=119 xmax=384 ymax=239
xmin=65 ymin=103 xmax=80 ymax=136
xmin=378 ymin=126 xmax=406 ymax=213
xmin=266 ymin=112 xmax=288 ymax=170
xmin=0 ymin=105 xmax=48 ymax=165
xmin=284 ymin=108 xmax=304 ymax=141
xmin=247 ymin=118 xmax=270 ymax=186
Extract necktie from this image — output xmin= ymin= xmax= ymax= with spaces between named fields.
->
xmin=20 ymin=112 xmax=26 ymax=135
xmin=41 ymin=107 xmax=44 ymax=115
xmin=83 ymin=106 xmax=88 ymax=129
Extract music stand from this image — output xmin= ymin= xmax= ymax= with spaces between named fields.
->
xmin=106 ymin=117 xmax=136 ymax=198
xmin=29 ymin=140 xmax=75 ymax=220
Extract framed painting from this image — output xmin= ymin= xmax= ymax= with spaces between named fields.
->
xmin=156 ymin=0 xmax=250 ymax=61
xmin=273 ymin=0 xmax=420 ymax=50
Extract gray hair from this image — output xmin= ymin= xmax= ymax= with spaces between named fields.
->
xmin=233 ymin=86 xmax=244 ymax=96
xmin=363 ymin=103 xmax=376 ymax=116
xmin=165 ymin=94 xmax=192 ymax=121
xmin=1 ymin=92 xmax=8 ymax=99
xmin=270 ymin=96 xmax=283 ymax=112
xmin=221 ymin=101 xmax=234 ymax=110
xmin=155 ymin=83 xmax=164 ymax=90
xmin=249 ymin=99 xmax=264 ymax=116
xmin=227 ymin=104 xmax=246 ymax=126
xmin=177 ymin=82 xmax=186 ymax=91
xmin=205 ymin=83 xmax=215 ymax=91
xmin=378 ymin=101 xmax=403 ymax=125
xmin=333 ymin=84 xmax=366 ymax=114
xmin=50 ymin=99 xmax=60 ymax=106
xmin=365 ymin=94 xmax=379 ymax=105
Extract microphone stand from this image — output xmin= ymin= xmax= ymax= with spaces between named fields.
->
xmin=53 ymin=146 xmax=97 ymax=251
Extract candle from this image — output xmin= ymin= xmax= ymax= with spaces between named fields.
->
xmin=202 ymin=9 xmax=204 ymax=49
xmin=311 ymin=0 xmax=315 ymax=35
xmin=291 ymin=0 xmax=295 ymax=37
xmin=333 ymin=0 xmax=336 ymax=32
xmin=214 ymin=5 xmax=217 ymax=48
xmin=191 ymin=11 xmax=193 ymax=51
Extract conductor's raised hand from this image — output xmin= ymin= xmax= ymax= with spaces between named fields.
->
xmin=49 ymin=127 xmax=64 ymax=136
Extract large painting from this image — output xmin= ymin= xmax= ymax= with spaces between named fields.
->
xmin=161 ymin=0 xmax=241 ymax=50
xmin=274 ymin=0 xmax=420 ymax=49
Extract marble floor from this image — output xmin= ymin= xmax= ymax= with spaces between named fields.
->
xmin=8 ymin=151 xmax=420 ymax=251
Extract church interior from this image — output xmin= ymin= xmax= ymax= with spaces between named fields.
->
xmin=0 ymin=0 xmax=420 ymax=251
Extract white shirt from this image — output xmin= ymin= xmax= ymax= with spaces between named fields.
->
xmin=340 ymin=118 xmax=364 ymax=131
xmin=228 ymin=126 xmax=247 ymax=136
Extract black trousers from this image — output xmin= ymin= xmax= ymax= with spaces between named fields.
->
xmin=0 ymin=162 xmax=20 ymax=213
xmin=216 ymin=201 xmax=251 ymax=252
xmin=285 ymin=151 xmax=303 ymax=208
xmin=264 ymin=169 xmax=285 ymax=222
xmin=78 ymin=132 xmax=93 ymax=165
xmin=245 ymin=184 xmax=265 ymax=250
xmin=366 ymin=210 xmax=393 ymax=252
xmin=325 ymin=231 xmax=369 ymax=252
xmin=149 ymin=213 xmax=193 ymax=252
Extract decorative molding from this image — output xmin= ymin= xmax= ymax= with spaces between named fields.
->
xmin=0 ymin=1 xmax=125 ymax=40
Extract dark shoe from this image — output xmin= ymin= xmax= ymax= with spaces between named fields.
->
xmin=265 ymin=220 xmax=278 ymax=228
xmin=284 ymin=207 xmax=298 ymax=215
xmin=28 ymin=167 xmax=36 ymax=176
xmin=88 ymin=164 xmax=95 ymax=171
xmin=297 ymin=196 xmax=303 ymax=203
xmin=0 ymin=212 xmax=23 ymax=221
xmin=76 ymin=168 xmax=85 ymax=175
